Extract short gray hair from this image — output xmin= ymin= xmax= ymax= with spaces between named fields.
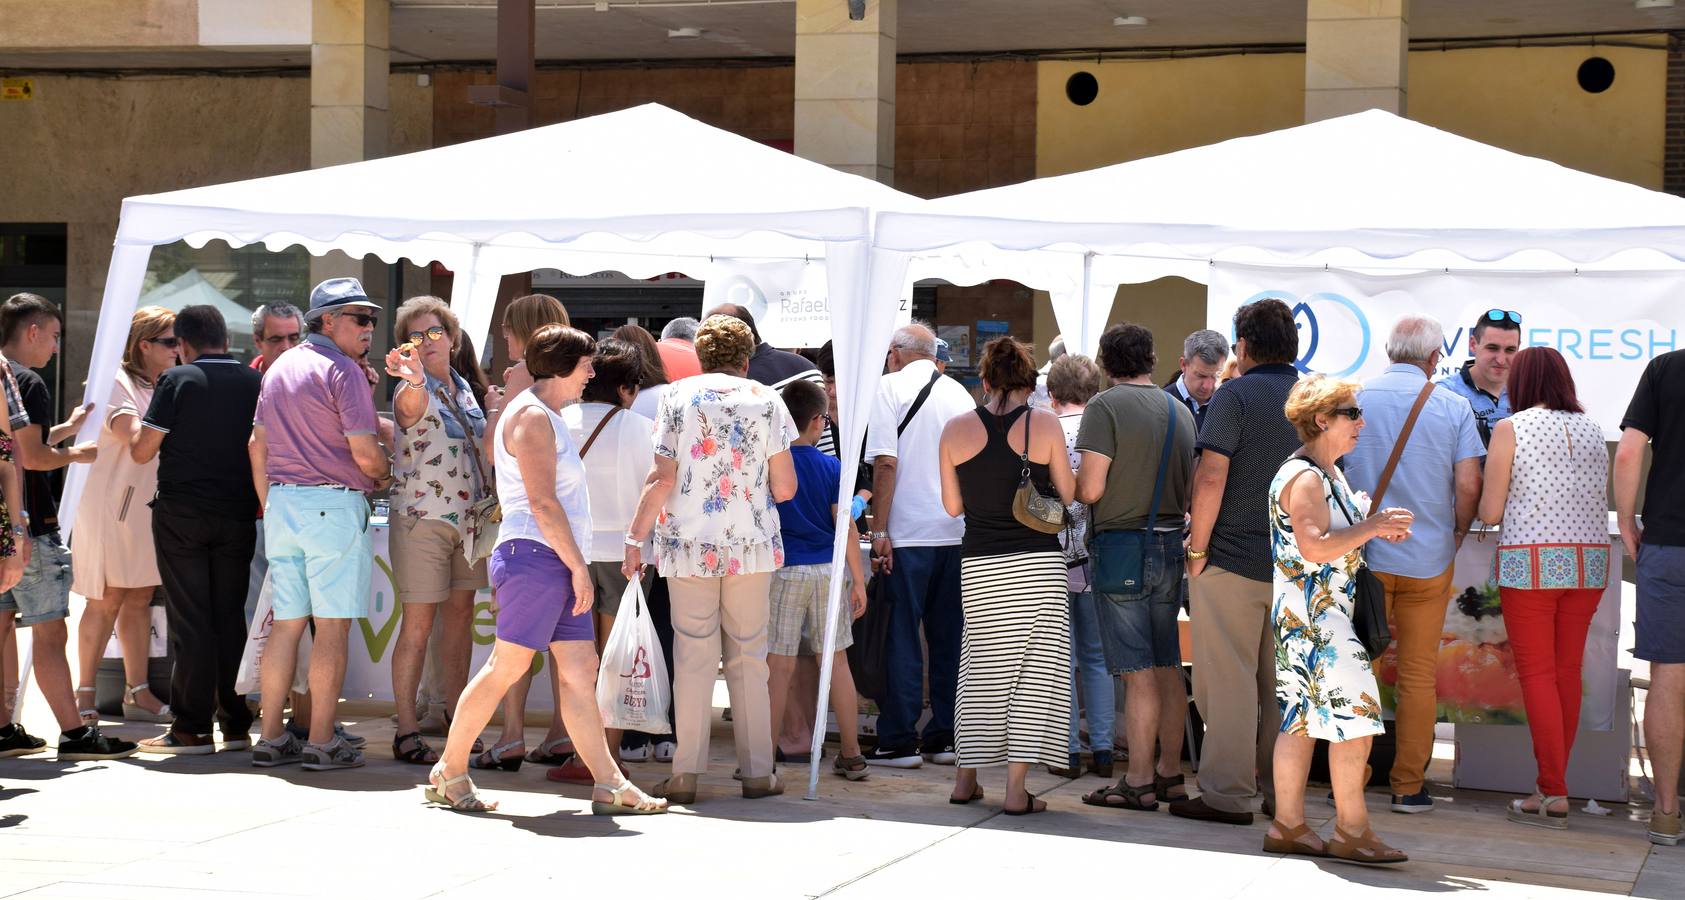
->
xmin=1386 ymin=314 xmax=1445 ymax=364
xmin=1048 ymin=336 xmax=1066 ymax=361
xmin=252 ymin=302 xmax=302 ymax=338
xmin=662 ymin=316 xmax=699 ymax=341
xmin=891 ymin=322 xmax=937 ymax=358
xmin=1182 ymin=329 xmax=1229 ymax=365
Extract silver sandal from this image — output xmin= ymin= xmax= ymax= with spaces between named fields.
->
xmin=1507 ymin=794 xmax=1568 ymax=830
xmin=591 ymin=778 xmax=668 ymax=816
xmin=123 ymin=683 xmax=172 ymax=724
xmin=424 ymin=763 xmax=497 ymax=812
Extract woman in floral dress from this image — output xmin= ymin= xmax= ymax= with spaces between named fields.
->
xmin=1265 ymin=374 xmax=1414 ymax=865
xmin=622 ymin=314 xmax=797 ymax=804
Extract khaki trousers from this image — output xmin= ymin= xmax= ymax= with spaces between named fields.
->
xmin=1378 ymin=566 xmax=1455 ymax=796
xmin=668 ymin=572 xmax=775 ymax=780
xmin=1189 ymin=565 xmax=1279 ymax=814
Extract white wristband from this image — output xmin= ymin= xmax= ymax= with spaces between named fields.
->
xmin=624 ymin=535 xmax=643 ymax=548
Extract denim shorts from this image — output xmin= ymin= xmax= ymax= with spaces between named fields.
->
xmin=0 ymin=533 xmax=71 ymax=626
xmin=1637 ymin=543 xmax=1685 ymax=664
xmin=265 ymin=484 xmax=373 ymax=620
xmin=1093 ymin=530 xmax=1184 ymax=674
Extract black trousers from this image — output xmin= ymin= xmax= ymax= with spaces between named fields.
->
xmin=152 ymin=496 xmax=258 ymax=737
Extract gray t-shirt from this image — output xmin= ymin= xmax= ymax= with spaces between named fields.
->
xmin=1075 ymin=383 xmax=1197 ymax=533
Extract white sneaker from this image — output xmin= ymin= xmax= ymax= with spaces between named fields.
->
xmin=620 ymin=743 xmax=652 ymax=762
xmin=653 ymin=741 xmax=676 ymax=763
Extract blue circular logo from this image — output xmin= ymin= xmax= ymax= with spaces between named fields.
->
xmin=1237 ymin=290 xmax=1371 ymax=378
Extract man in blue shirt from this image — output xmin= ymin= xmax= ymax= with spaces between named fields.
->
xmin=1345 ymin=314 xmax=1485 ymax=815
xmin=1438 ymin=309 xmax=1520 ymax=446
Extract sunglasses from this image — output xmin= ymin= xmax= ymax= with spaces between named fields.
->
xmin=405 ymin=326 xmax=448 ymax=345
xmin=1482 ymin=309 xmax=1522 ymax=326
xmin=148 ymin=336 xmax=181 ymax=349
xmin=339 ymin=312 xmax=378 ymax=328
xmin=1329 ymin=406 xmax=1363 ymax=421
xmin=263 ymin=332 xmax=303 ymax=346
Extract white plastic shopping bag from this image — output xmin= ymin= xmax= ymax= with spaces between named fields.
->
xmin=234 ymin=573 xmax=311 ymax=696
xmin=596 ymin=578 xmax=671 ymax=733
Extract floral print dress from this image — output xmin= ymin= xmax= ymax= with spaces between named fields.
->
xmin=652 ymin=372 xmax=794 ymax=578
xmin=1269 ymin=456 xmax=1385 ymax=743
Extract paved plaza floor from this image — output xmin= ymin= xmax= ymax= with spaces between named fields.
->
xmin=4 ymin=693 xmax=1684 ymax=900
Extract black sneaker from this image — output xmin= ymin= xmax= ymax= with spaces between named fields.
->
xmin=1391 ymin=788 xmax=1434 ymax=814
xmin=921 ymin=742 xmax=957 ymax=766
xmin=57 ymin=726 xmax=139 ymax=761
xmin=0 ymin=723 xmax=48 ymax=757
xmin=864 ymin=745 xmax=922 ymax=768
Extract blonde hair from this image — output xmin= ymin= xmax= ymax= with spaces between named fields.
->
xmin=695 ymin=315 xmax=755 ymax=373
xmin=121 ymin=305 xmax=177 ymax=386
xmin=394 ymin=295 xmax=460 ymax=348
xmin=1283 ymin=373 xmax=1359 ymax=444
xmin=503 ymin=294 xmax=569 ymax=350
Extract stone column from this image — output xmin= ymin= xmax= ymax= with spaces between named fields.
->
xmin=309 ymin=0 xmax=391 ymax=346
xmin=794 ymin=0 xmax=896 ymax=184
xmin=1305 ymin=0 xmax=1408 ymax=122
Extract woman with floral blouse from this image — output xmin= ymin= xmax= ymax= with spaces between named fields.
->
xmin=622 ymin=315 xmax=797 ymax=804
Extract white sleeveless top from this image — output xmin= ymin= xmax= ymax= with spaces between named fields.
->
xmin=1501 ymin=408 xmax=1607 ymax=548
xmin=493 ymin=389 xmax=592 ymax=556
xmin=1495 ymin=407 xmax=1609 ymax=591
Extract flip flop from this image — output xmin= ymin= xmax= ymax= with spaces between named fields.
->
xmin=949 ymin=786 xmax=984 ymax=805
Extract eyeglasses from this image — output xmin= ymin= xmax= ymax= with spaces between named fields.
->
xmin=1329 ymin=406 xmax=1363 ymax=421
xmin=1482 ymin=309 xmax=1522 ymax=327
xmin=148 ymin=336 xmax=181 ymax=348
xmin=339 ymin=313 xmax=378 ymax=328
xmin=404 ymin=326 xmax=448 ymax=345
xmin=263 ymin=332 xmax=303 ymax=346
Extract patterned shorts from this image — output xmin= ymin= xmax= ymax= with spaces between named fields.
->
xmin=769 ymin=564 xmax=853 ymax=657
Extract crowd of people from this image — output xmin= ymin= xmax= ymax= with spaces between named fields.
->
xmin=2 ymin=282 xmax=1683 ymax=853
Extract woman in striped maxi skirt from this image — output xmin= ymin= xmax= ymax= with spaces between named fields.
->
xmin=938 ymin=337 xmax=1076 ymax=815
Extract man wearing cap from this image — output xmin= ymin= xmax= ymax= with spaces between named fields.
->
xmin=247 ymin=278 xmax=392 ymax=771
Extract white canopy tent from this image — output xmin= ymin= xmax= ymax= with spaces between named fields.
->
xmin=72 ymin=103 xmax=926 ymax=797
xmin=867 ymin=109 xmax=1685 ymax=359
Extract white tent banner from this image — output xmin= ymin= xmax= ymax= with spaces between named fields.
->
xmin=701 ymin=258 xmax=913 ymax=349
xmin=1206 ymin=263 xmax=1681 ymax=439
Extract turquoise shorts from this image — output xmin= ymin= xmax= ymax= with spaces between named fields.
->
xmin=265 ymin=484 xmax=373 ymax=621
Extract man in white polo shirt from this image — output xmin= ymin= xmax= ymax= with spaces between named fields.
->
xmin=863 ymin=323 xmax=975 ymax=768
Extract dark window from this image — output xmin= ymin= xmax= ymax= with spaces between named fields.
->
xmin=1066 ymin=72 xmax=1100 ymax=106
xmin=1577 ymin=57 xmax=1615 ymax=94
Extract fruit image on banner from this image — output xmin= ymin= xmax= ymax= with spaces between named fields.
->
xmin=1372 ymin=531 xmax=1622 ymax=729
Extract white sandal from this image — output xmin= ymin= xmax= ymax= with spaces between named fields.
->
xmin=1507 ymin=794 xmax=1568 ymax=830
xmin=591 ymin=778 xmax=668 ymax=816
xmin=423 ymin=763 xmax=497 ymax=812
xmin=122 ymin=683 xmax=172 ymax=723
xmin=74 ymin=685 xmax=98 ymax=724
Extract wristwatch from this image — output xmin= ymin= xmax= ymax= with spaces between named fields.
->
xmin=869 ymin=531 xmax=889 ymax=541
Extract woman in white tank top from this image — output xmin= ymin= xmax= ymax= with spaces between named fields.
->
xmin=1477 ymin=347 xmax=1609 ymax=830
xmin=426 ymin=324 xmax=665 ymax=816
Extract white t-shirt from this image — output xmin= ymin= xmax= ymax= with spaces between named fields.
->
xmin=561 ymin=402 xmax=656 ymax=563
xmin=864 ymin=359 xmax=974 ymax=547
xmin=630 ymin=384 xmax=666 ymax=422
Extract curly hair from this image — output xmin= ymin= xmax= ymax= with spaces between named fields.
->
xmin=1235 ymin=298 xmax=1298 ymax=366
xmin=1047 ymin=354 xmax=1102 ymax=406
xmin=979 ymin=336 xmax=1037 ymax=395
xmin=1283 ymin=373 xmax=1358 ymax=444
xmin=1096 ymin=323 xmax=1156 ymax=380
xmin=695 ymin=314 xmax=756 ymax=373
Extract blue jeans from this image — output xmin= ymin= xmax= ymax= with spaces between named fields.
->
xmin=878 ymin=544 xmax=963 ymax=749
xmin=1068 ymin=590 xmax=1115 ymax=754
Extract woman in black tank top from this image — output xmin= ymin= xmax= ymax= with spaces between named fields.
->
xmin=936 ymin=337 xmax=1075 ymax=815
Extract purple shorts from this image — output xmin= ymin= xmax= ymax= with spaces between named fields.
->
xmin=488 ymin=540 xmax=594 ymax=650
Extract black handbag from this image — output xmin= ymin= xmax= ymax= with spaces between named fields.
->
xmin=1326 ymin=482 xmax=1391 ymax=659
xmin=847 ymin=574 xmax=894 ymax=704
xmin=1089 ymin=391 xmax=1177 ymax=596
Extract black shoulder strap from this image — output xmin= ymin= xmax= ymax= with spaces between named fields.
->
xmin=1144 ymin=391 xmax=1177 ymax=534
xmin=896 ymin=369 xmax=943 ymax=437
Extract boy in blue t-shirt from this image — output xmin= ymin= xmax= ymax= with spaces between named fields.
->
xmin=772 ymin=379 xmax=869 ymax=781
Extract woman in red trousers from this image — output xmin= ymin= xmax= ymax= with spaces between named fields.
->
xmin=1478 ymin=347 xmax=1609 ymax=830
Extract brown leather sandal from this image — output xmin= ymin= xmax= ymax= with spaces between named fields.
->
xmin=1327 ymin=825 xmax=1408 ymax=865
xmin=1263 ymin=820 xmax=1327 ymax=857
